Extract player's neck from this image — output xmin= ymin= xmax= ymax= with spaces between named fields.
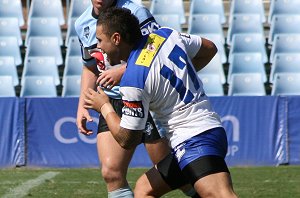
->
xmin=120 ymin=44 xmax=134 ymax=62
xmin=92 ymin=7 xmax=99 ymax=18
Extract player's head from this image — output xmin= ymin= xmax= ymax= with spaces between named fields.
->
xmin=96 ymin=7 xmax=142 ymax=64
xmin=91 ymin=0 xmax=115 ymax=13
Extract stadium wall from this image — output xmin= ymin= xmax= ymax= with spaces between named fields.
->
xmin=0 ymin=96 xmax=299 ymax=168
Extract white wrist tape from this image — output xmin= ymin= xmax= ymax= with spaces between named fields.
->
xmin=101 ymin=103 xmax=115 ymax=119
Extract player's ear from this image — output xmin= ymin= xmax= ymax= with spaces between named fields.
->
xmin=111 ymin=32 xmax=120 ymax=46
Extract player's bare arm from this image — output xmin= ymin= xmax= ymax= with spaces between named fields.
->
xmin=83 ymin=87 xmax=143 ymax=149
xmin=77 ymin=66 xmax=98 ymax=135
xmin=106 ymin=113 xmax=143 ymax=150
xmin=192 ymin=38 xmax=217 ymax=72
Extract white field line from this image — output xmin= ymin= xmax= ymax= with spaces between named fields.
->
xmin=1 ymin=171 xmax=60 ymax=198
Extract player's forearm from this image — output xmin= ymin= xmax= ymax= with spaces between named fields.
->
xmin=105 ymin=111 xmax=142 ymax=150
xmin=78 ymin=67 xmax=98 ymax=108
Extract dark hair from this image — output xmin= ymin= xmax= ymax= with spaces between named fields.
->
xmin=97 ymin=7 xmax=142 ymax=45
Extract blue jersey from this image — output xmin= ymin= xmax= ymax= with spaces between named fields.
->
xmin=74 ymin=0 xmax=160 ymax=98
xmin=120 ymin=28 xmax=223 ymax=148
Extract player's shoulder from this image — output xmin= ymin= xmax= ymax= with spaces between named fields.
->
xmin=74 ymin=5 xmax=94 ymax=33
xmin=121 ymin=29 xmax=175 ymax=89
xmin=116 ymin=0 xmax=152 ymax=19
xmin=116 ymin=0 xmax=142 ymax=12
xmin=74 ymin=5 xmax=97 ymax=46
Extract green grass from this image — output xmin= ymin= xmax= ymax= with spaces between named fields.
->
xmin=0 ymin=166 xmax=300 ymax=197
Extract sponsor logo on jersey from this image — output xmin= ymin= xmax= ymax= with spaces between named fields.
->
xmin=84 ymin=26 xmax=90 ymax=39
xmin=122 ymin=100 xmax=145 ymax=118
xmin=140 ymin=20 xmax=160 ymax=35
xmin=135 ymin=34 xmax=165 ymax=67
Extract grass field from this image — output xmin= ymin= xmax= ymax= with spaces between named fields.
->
xmin=1 ymin=166 xmax=300 ymax=197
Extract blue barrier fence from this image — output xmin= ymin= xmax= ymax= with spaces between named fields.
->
xmin=0 ymin=96 xmax=299 ymax=168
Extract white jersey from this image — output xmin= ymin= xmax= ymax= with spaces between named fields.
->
xmin=120 ymin=28 xmax=223 ymax=148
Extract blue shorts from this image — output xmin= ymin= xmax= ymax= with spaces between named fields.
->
xmin=173 ymin=127 xmax=228 ymax=170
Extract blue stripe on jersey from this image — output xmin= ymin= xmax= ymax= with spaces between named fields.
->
xmin=160 ymin=65 xmax=194 ymax=104
xmin=168 ymin=45 xmax=200 ymax=90
xmin=154 ymin=27 xmax=173 ymax=39
xmin=155 ymin=29 xmax=200 ymax=93
xmin=120 ymin=62 xmax=151 ymax=89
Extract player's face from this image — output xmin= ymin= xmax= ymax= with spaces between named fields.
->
xmin=96 ymin=25 xmax=121 ymax=65
xmin=91 ymin=0 xmax=115 ymax=12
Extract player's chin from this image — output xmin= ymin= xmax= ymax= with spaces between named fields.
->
xmin=93 ymin=3 xmax=104 ymax=11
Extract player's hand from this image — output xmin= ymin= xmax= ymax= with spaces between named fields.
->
xmin=83 ymin=87 xmax=110 ymax=113
xmin=76 ymin=107 xmax=93 ymax=136
xmin=96 ymin=64 xmax=126 ymax=89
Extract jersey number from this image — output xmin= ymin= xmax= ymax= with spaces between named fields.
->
xmin=160 ymin=45 xmax=200 ymax=104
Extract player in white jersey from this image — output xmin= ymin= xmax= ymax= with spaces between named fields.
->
xmin=75 ymin=1 xmax=199 ymax=198
xmin=83 ymin=8 xmax=238 ymax=197
xmin=74 ymin=1 xmax=172 ymax=197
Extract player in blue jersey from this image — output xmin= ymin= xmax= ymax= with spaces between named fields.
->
xmin=74 ymin=1 xmax=198 ymax=197
xmin=83 ymin=7 xmax=238 ymax=197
